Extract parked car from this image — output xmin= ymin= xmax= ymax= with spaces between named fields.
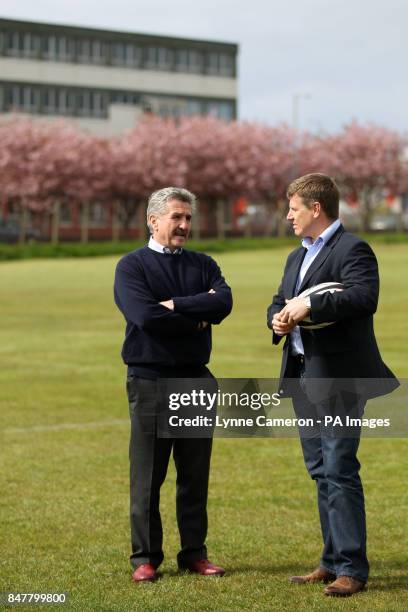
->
xmin=0 ymin=219 xmax=41 ymax=243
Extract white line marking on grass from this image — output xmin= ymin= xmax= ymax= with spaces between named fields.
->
xmin=4 ymin=419 xmax=129 ymax=434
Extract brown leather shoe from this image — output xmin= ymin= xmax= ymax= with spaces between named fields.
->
xmin=290 ymin=567 xmax=336 ymax=584
xmin=132 ymin=563 xmax=158 ymax=583
xmin=183 ymin=559 xmax=225 ymax=576
xmin=324 ymin=575 xmax=365 ymax=596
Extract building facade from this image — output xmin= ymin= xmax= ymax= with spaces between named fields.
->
xmin=0 ymin=18 xmax=238 ymax=241
xmin=0 ymin=18 xmax=238 ymax=136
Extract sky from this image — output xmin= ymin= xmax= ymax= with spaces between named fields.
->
xmin=1 ymin=0 xmax=406 ymax=133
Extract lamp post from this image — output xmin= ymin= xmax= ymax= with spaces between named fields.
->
xmin=292 ymin=92 xmax=311 ymax=131
xmin=291 ymin=92 xmax=311 ymax=178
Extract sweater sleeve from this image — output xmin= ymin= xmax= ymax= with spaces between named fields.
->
xmin=114 ymin=257 xmax=199 ymax=336
xmin=172 ymin=256 xmax=233 ymax=324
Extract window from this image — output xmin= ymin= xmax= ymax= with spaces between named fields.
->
xmin=145 ymin=45 xmax=173 ymax=70
xmin=89 ymin=201 xmax=107 ymax=227
xmin=92 ymin=91 xmax=107 ymax=117
xmin=4 ymin=31 xmax=24 ymax=56
xmin=188 ymin=50 xmax=204 ymax=73
xmin=77 ymin=38 xmax=92 ymax=62
xmin=77 ymin=90 xmax=91 ymax=115
xmin=77 ymin=38 xmax=106 ymax=63
xmin=145 ymin=45 xmax=157 ymax=68
xmin=111 ymin=42 xmax=142 ymax=67
xmin=206 ymin=100 xmax=234 ymax=121
xmin=60 ymin=201 xmax=73 ymax=226
xmin=22 ymin=33 xmax=41 ymax=58
xmin=5 ymin=85 xmax=20 ymax=110
xmin=217 ymin=101 xmax=234 ymax=120
xmin=186 ymin=100 xmax=203 ymax=115
xmin=22 ymin=85 xmax=40 ymax=111
xmin=91 ymin=39 xmax=106 ymax=63
xmin=205 ymin=52 xmax=235 ymax=77
xmin=157 ymin=46 xmax=173 ymax=69
xmin=3 ymin=85 xmax=41 ymax=113
xmin=57 ymin=89 xmax=76 ymax=115
xmin=43 ymin=88 xmax=57 ymax=113
xmin=218 ymin=53 xmax=234 ymax=77
xmin=43 ymin=35 xmax=75 ymax=61
xmin=111 ymin=91 xmax=139 ymax=105
xmin=77 ymin=90 xmax=108 ymax=117
xmin=4 ymin=31 xmax=41 ymax=59
xmin=206 ymin=51 xmax=219 ymax=75
xmin=175 ymin=49 xmax=204 ymax=74
xmin=175 ymin=49 xmax=188 ymax=72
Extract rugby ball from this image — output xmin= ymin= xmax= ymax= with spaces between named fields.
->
xmin=297 ymin=282 xmax=344 ymax=330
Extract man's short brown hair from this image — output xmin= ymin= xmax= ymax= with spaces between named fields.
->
xmin=287 ymin=173 xmax=339 ymax=219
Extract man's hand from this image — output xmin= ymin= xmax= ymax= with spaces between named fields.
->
xmin=279 ymin=297 xmax=310 ymax=325
xmin=272 ymin=312 xmax=297 ymax=336
xmin=160 ymin=300 xmax=174 ymax=310
xmin=161 ymin=290 xmax=214 ymax=310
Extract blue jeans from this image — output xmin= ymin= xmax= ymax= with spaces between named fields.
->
xmin=297 ymin=432 xmax=369 ymax=582
xmin=292 ymin=365 xmax=369 ymax=582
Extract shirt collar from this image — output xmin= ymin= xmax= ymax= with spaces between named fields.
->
xmin=301 ymin=218 xmax=341 ymax=250
xmin=148 ymin=236 xmax=183 ymax=255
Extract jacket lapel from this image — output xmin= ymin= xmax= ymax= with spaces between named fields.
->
xmin=287 ymin=248 xmax=307 ymax=297
xmin=297 ymin=225 xmax=344 ymax=294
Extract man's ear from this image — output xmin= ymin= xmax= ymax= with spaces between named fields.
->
xmin=313 ymin=201 xmax=321 ymax=217
xmin=149 ymin=214 xmax=158 ymax=231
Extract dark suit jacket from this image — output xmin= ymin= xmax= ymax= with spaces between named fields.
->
xmin=267 ymin=225 xmax=399 ymax=399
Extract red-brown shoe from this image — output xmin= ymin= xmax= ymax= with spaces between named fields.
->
xmin=184 ymin=559 xmax=225 ymax=576
xmin=290 ymin=567 xmax=336 ymax=584
xmin=324 ymin=575 xmax=365 ymax=596
xmin=132 ymin=563 xmax=158 ymax=583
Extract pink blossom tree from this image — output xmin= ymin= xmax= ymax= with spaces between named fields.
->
xmin=176 ymin=117 xmax=296 ymax=237
xmin=109 ymin=116 xmax=186 ymax=240
xmin=0 ymin=117 xmax=53 ymax=242
xmin=324 ymin=122 xmax=408 ymax=231
xmin=0 ymin=118 xmax=112 ymax=243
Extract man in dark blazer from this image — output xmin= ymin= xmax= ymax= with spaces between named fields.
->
xmin=267 ymin=173 xmax=398 ymax=597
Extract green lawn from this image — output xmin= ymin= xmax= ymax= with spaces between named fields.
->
xmin=1 ymin=245 xmax=407 ymax=611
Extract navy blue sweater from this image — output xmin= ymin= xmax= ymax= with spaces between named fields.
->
xmin=114 ymin=247 xmax=232 ymax=377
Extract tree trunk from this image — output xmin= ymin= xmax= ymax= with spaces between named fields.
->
xmin=216 ymin=199 xmax=225 ymax=239
xmin=277 ymin=198 xmax=288 ymax=237
xmin=51 ymin=200 xmax=60 ymax=245
xmin=192 ymin=200 xmax=201 ymax=240
xmin=81 ymin=200 xmax=90 ymax=243
xmin=138 ymin=200 xmax=148 ymax=241
xmin=19 ymin=203 xmax=28 ymax=244
xmin=112 ymin=199 xmax=121 ymax=242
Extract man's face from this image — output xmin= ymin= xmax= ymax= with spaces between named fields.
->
xmin=149 ymin=199 xmax=192 ymax=249
xmin=287 ymin=193 xmax=318 ymax=238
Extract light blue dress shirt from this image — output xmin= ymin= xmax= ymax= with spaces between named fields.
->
xmin=290 ymin=219 xmax=341 ymax=356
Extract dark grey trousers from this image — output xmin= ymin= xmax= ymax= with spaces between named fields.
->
xmin=127 ymin=376 xmax=213 ymax=569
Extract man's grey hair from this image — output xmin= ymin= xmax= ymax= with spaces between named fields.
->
xmin=147 ymin=187 xmax=197 ymax=233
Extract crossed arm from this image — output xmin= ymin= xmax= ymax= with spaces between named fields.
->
xmin=160 ymin=260 xmax=232 ymax=325
xmin=114 ymin=257 xmax=232 ymax=336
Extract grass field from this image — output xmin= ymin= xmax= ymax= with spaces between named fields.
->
xmin=1 ymin=245 xmax=408 ymax=611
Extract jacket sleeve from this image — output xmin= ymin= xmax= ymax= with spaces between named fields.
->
xmin=310 ymin=241 xmax=379 ymax=322
xmin=267 ymin=276 xmax=287 ymax=345
xmin=172 ymin=257 xmax=233 ymax=324
xmin=114 ymin=258 xmax=199 ymax=336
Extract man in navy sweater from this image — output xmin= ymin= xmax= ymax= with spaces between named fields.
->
xmin=114 ymin=187 xmax=232 ymax=582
